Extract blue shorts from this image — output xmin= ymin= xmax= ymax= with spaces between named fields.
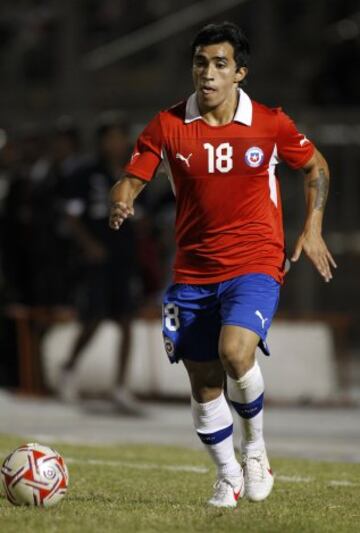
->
xmin=162 ymin=273 xmax=280 ymax=363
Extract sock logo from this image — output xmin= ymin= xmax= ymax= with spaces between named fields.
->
xmin=231 ymin=393 xmax=264 ymax=419
xmin=197 ymin=424 xmax=233 ymax=445
xmin=255 ymin=310 xmax=268 ymax=329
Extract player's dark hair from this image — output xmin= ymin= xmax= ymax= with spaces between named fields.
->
xmin=191 ymin=22 xmax=250 ymax=71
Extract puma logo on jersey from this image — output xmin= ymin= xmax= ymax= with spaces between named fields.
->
xmin=299 ymin=136 xmax=309 ymax=146
xmin=255 ymin=310 xmax=268 ymax=329
xmin=176 ymin=152 xmax=192 ymax=167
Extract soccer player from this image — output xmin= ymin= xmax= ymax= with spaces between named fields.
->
xmin=109 ymin=22 xmax=336 ymax=506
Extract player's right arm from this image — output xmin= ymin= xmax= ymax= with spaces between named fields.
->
xmin=109 ymin=175 xmax=146 ymax=230
xmin=109 ymin=113 xmax=164 ymax=230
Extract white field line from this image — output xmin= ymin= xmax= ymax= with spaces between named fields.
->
xmin=328 ymin=480 xmax=359 ymax=487
xmin=66 ymin=457 xmax=360 ymax=486
xmin=276 ymin=475 xmax=313 ymax=483
xmin=1 ymin=450 xmax=359 ymax=486
xmin=66 ymin=457 xmax=208 ymax=474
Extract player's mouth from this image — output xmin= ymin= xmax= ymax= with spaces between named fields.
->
xmin=199 ymin=85 xmax=217 ymax=96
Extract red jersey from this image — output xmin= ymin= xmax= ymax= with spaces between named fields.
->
xmin=125 ymin=89 xmax=314 ymax=284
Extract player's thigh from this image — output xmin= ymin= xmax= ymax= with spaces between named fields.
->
xmin=183 ymin=358 xmax=224 ymax=403
xmin=220 ymin=273 xmax=280 ymax=357
xmin=162 ymin=283 xmax=220 ymax=364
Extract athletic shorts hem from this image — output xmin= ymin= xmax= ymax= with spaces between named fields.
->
xmin=221 ymin=321 xmax=270 ymax=356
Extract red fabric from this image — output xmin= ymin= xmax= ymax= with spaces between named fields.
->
xmin=125 ymin=98 xmax=314 ymax=284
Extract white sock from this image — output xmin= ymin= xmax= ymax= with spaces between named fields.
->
xmin=191 ymin=393 xmax=241 ymax=478
xmin=227 ymin=360 xmax=265 ymax=454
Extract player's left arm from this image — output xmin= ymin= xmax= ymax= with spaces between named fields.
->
xmin=291 ymin=148 xmax=337 ymax=282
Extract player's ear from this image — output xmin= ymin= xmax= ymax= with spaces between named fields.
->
xmin=235 ymin=66 xmax=248 ymax=84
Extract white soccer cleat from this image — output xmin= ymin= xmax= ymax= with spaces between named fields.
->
xmin=207 ymin=474 xmax=244 ymax=508
xmin=242 ymin=449 xmax=274 ymax=502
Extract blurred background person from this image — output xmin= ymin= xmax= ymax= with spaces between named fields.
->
xmin=1 ymin=124 xmax=47 ymax=306
xmin=58 ymin=112 xmax=143 ymax=414
xmin=0 ymin=129 xmax=19 ymax=289
xmin=1 ymin=118 xmax=80 ymax=307
xmin=1 ymin=119 xmax=82 ymax=391
xmin=28 ymin=116 xmax=82 ymax=309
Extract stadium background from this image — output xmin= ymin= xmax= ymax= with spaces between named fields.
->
xmin=0 ymin=0 xmax=359 ymax=399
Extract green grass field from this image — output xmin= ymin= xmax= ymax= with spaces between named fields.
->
xmin=0 ymin=434 xmax=359 ymax=533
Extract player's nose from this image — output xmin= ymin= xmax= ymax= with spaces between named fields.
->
xmin=202 ymin=64 xmax=215 ymax=79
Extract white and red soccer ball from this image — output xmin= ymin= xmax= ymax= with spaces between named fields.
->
xmin=1 ymin=442 xmax=69 ymax=507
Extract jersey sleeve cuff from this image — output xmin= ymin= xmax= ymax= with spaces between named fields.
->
xmin=289 ymin=144 xmax=315 ymax=170
xmin=123 ymin=165 xmax=156 ymax=182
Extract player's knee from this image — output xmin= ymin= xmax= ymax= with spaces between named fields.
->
xmin=184 ymin=362 xmax=224 ymax=403
xmin=219 ymin=340 xmax=255 ymax=377
xmin=218 ymin=339 xmax=240 ymax=365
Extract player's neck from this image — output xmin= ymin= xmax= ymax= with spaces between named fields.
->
xmin=198 ymin=89 xmax=239 ymax=126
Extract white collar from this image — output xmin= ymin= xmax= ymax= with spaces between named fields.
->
xmin=184 ymin=88 xmax=252 ymax=126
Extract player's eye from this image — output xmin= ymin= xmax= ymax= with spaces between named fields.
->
xmin=216 ymin=62 xmax=227 ymax=69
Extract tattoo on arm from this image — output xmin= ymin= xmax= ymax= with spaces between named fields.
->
xmin=307 ymin=168 xmax=329 ymax=211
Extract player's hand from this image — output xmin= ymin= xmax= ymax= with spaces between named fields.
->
xmin=291 ymin=231 xmax=337 ymax=282
xmin=109 ymin=201 xmax=134 ymax=230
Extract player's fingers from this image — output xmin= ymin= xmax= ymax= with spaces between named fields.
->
xmin=318 ymin=245 xmax=337 ymax=281
xmin=109 ymin=213 xmax=125 ymax=230
xmin=326 ymin=250 xmax=337 ymax=269
xmin=109 ymin=219 xmax=119 ymax=230
xmin=111 ymin=201 xmax=131 ymax=216
xmin=109 ymin=202 xmax=133 ymax=230
xmin=317 ymin=254 xmax=332 ymax=282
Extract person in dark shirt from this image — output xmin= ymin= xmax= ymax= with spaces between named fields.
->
xmin=59 ymin=112 xmax=142 ymax=414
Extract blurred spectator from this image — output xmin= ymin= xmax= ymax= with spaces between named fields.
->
xmin=29 ymin=116 xmax=82 ymax=308
xmin=0 ymin=130 xmax=19 ymax=263
xmin=2 ymin=124 xmax=46 ymax=305
xmin=0 ymin=120 xmax=83 ymax=391
xmin=0 ymin=131 xmax=20 ymax=387
xmin=58 ymin=111 xmax=143 ymax=414
xmin=150 ymin=185 xmax=176 ymax=295
xmin=2 ymin=118 xmax=82 ymax=307
xmin=134 ymin=211 xmax=164 ymax=306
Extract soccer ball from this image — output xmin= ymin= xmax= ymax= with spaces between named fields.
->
xmin=1 ymin=442 xmax=69 ymax=507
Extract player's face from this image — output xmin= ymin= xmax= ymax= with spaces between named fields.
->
xmin=192 ymin=42 xmax=247 ymax=108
